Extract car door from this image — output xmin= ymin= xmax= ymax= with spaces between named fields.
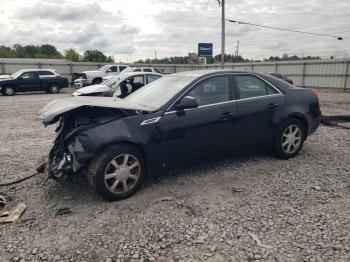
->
xmin=18 ymin=72 xmax=40 ymax=91
xmin=233 ymin=74 xmax=286 ymax=147
xmin=156 ymin=75 xmax=238 ymax=167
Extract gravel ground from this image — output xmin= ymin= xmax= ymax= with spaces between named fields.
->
xmin=0 ymin=88 xmax=349 ymax=262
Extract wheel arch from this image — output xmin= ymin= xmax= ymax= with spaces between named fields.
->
xmin=284 ymin=113 xmax=309 ymax=139
xmin=2 ymin=84 xmax=16 ymax=91
xmin=94 ymin=140 xmax=148 ymax=172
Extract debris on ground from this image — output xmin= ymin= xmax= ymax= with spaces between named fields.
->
xmin=153 ymin=196 xmax=174 ymax=203
xmin=0 ymin=202 xmax=27 ymax=223
xmin=231 ymin=187 xmax=245 ymax=193
xmin=311 ymin=185 xmax=321 ymax=191
xmin=55 ymin=207 xmax=72 ymax=216
xmin=249 ymin=232 xmax=273 ymax=249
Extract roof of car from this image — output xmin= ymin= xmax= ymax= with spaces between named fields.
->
xmin=17 ymin=69 xmax=56 ymax=73
xmin=118 ymin=71 xmax=162 ymax=77
xmin=172 ymin=69 xmax=253 ymax=77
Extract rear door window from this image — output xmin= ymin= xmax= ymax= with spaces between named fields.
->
xmin=38 ymin=71 xmax=54 ymax=76
xmin=235 ymin=75 xmax=278 ymax=99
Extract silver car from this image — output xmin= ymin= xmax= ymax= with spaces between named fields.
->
xmin=72 ymin=72 xmax=162 ymax=97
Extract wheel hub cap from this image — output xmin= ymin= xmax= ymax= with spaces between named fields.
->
xmin=104 ymin=154 xmax=140 ymax=194
xmin=281 ymin=124 xmax=302 ymax=154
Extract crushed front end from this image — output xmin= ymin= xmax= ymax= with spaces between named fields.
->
xmin=44 ymin=107 xmax=127 ymax=180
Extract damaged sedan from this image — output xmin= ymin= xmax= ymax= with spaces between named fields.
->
xmin=38 ymin=70 xmax=321 ymax=200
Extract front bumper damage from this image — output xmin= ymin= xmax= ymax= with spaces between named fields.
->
xmin=46 ymin=121 xmax=93 ymax=180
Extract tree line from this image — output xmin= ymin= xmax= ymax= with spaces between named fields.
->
xmin=0 ymin=44 xmax=114 ymax=63
xmin=0 ymin=44 xmax=322 ymax=64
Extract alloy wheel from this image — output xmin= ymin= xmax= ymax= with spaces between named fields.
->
xmin=5 ymin=87 xmax=14 ymax=95
xmin=104 ymin=154 xmax=141 ymax=194
xmin=281 ymin=124 xmax=302 ymax=154
xmin=51 ymin=85 xmax=59 ymax=93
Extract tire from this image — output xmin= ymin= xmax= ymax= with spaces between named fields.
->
xmin=273 ymin=118 xmax=305 ymax=159
xmin=92 ymin=78 xmax=102 ymax=85
xmin=2 ymin=85 xmax=15 ymax=96
xmin=49 ymin=84 xmax=60 ymax=94
xmin=87 ymin=144 xmax=146 ymax=201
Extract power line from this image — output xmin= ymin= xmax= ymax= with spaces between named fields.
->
xmin=227 ymin=19 xmax=348 ymax=40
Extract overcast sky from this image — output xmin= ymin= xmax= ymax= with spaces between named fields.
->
xmin=0 ymin=0 xmax=349 ymax=62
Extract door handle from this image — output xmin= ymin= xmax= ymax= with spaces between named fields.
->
xmin=220 ymin=112 xmax=236 ymax=120
xmin=266 ymin=103 xmax=278 ymax=109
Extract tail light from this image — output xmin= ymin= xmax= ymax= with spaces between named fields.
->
xmin=310 ymin=87 xmax=319 ymax=102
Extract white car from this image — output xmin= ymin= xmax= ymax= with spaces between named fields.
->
xmin=72 ymin=72 xmax=162 ymax=97
xmin=78 ymin=64 xmax=129 ymax=86
xmin=102 ymin=67 xmax=162 ymax=81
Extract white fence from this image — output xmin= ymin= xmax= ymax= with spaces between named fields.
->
xmin=1 ymin=58 xmax=349 ymax=89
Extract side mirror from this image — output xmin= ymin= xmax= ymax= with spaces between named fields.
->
xmin=175 ymin=96 xmax=199 ymax=110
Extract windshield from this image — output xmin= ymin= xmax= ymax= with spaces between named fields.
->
xmin=11 ymin=70 xmax=24 ymax=78
xmin=99 ymin=65 xmax=111 ymax=71
xmin=123 ymin=75 xmax=196 ymax=109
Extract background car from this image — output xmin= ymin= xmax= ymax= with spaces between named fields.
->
xmin=77 ymin=64 xmax=129 ymax=87
xmin=38 ymin=70 xmax=320 ymax=201
xmin=0 ymin=69 xmax=68 ymax=96
xmin=268 ymin=73 xmax=294 ymax=85
xmin=102 ymin=67 xmax=162 ymax=81
xmin=72 ymin=72 xmax=163 ymax=97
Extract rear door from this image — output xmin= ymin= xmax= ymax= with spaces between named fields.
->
xmin=18 ymin=72 xmax=40 ymax=91
xmin=37 ymin=70 xmax=55 ymax=90
xmin=156 ymin=74 xmax=238 ymax=167
xmin=233 ymin=74 xmax=286 ymax=147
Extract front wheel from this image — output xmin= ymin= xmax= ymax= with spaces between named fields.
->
xmin=273 ymin=119 xmax=305 ymax=159
xmin=2 ymin=86 xmax=15 ymax=96
xmin=87 ymin=144 xmax=145 ymax=201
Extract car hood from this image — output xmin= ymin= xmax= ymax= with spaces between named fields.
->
xmin=74 ymin=84 xmax=111 ymax=95
xmin=37 ymin=96 xmax=156 ymax=125
xmin=0 ymin=75 xmax=10 ymax=79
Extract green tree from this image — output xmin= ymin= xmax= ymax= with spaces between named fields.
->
xmin=41 ymin=44 xmax=61 ymax=58
xmin=64 ymin=48 xmax=80 ymax=62
xmin=83 ymin=50 xmax=108 ymax=62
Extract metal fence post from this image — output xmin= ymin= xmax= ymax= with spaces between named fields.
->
xmin=275 ymin=63 xmax=278 ymax=73
xmin=344 ymin=61 xmax=349 ymax=90
xmin=0 ymin=63 xmax=5 ymax=74
xmin=301 ymin=63 xmax=306 ymax=88
xmin=37 ymin=63 xmax=42 ymax=69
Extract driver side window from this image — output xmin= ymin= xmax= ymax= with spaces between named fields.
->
xmin=187 ymin=76 xmax=231 ymax=106
xmin=21 ymin=72 xmax=37 ymax=80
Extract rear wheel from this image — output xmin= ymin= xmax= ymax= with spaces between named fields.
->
xmin=2 ymin=86 xmax=15 ymax=96
xmin=87 ymin=144 xmax=145 ymax=201
xmin=49 ymin=84 xmax=60 ymax=93
xmin=273 ymin=119 xmax=305 ymax=159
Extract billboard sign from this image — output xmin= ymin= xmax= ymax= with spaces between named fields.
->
xmin=198 ymin=43 xmax=213 ymax=57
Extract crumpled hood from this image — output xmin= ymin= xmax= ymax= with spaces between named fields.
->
xmin=37 ymin=96 xmax=155 ymax=125
xmin=73 ymin=84 xmax=111 ymax=95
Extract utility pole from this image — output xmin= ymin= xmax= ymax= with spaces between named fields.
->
xmin=221 ymin=0 xmax=225 ymax=69
xmin=235 ymin=40 xmax=240 ymax=57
